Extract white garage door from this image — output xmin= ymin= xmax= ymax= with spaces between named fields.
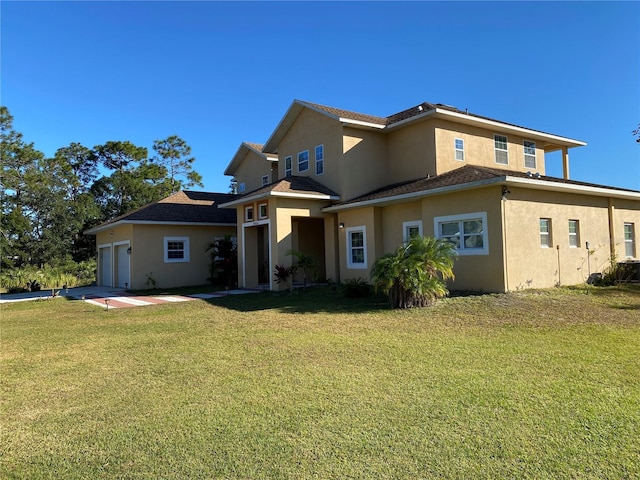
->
xmin=116 ymin=244 xmax=130 ymax=288
xmin=100 ymin=247 xmax=112 ymax=287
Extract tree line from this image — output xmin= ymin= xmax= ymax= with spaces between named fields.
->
xmin=1 ymin=106 xmax=203 ymax=270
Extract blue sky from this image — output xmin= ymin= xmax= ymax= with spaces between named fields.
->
xmin=3 ymin=1 xmax=639 ymax=192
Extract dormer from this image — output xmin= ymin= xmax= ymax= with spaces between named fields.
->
xmin=224 ymin=142 xmax=278 ymax=193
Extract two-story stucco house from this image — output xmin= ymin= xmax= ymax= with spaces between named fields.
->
xmin=221 ymin=100 xmax=640 ymax=292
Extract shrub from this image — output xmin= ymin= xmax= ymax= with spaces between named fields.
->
xmin=344 ymin=278 xmax=372 ymax=298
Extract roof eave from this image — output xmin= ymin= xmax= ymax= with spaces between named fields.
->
xmin=84 ymin=219 xmax=237 ymax=235
xmin=220 ymin=190 xmax=340 ymax=209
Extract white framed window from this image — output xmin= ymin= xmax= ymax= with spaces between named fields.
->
xmin=238 ymin=182 xmax=246 ymax=193
xmin=494 ymin=134 xmax=508 ymax=165
xmin=261 ymin=175 xmax=269 ymax=186
xmin=434 ymin=212 xmax=488 ymax=256
xmin=164 ymin=237 xmax=190 ymax=263
xmin=298 ymin=150 xmax=309 ymax=172
xmin=245 ymin=206 xmax=254 ymax=222
xmin=624 ymin=223 xmax=635 ymax=258
xmin=258 ymin=203 xmax=268 ymax=219
xmin=346 ymin=226 xmax=367 ymax=269
xmin=568 ymin=219 xmax=580 ymax=248
xmin=315 ymin=145 xmax=324 ymax=175
xmin=403 ymin=220 xmax=423 ymax=243
xmin=540 ymin=218 xmax=551 ymax=248
xmin=454 ymin=138 xmax=465 ymax=161
xmin=524 ymin=140 xmax=536 ymax=169
xmin=285 ymin=156 xmax=292 ymax=177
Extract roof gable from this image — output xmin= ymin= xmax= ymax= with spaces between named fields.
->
xmin=224 ymin=142 xmax=277 ymax=176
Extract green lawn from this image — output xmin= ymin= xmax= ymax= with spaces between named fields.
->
xmin=2 ymin=286 xmax=639 ymax=479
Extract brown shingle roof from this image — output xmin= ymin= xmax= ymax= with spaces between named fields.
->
xmin=242 ymin=175 xmax=339 ymax=198
xmin=334 ymin=165 xmax=639 ymax=207
xmin=86 ymin=191 xmax=238 ymax=233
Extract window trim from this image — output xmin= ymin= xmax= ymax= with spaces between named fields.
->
xmin=164 ymin=236 xmax=190 ymax=263
xmin=434 ymin=212 xmax=489 ymax=256
xmin=403 ymin=220 xmax=423 ymax=243
xmin=284 ymin=156 xmax=292 ymax=177
xmin=568 ymin=219 xmax=580 ymax=248
xmin=315 ymin=144 xmax=324 ymax=175
xmin=624 ymin=222 xmax=635 ymax=258
xmin=297 ymin=150 xmax=309 ymax=173
xmin=346 ymin=225 xmax=368 ymax=269
xmin=258 ymin=203 xmax=268 ymax=219
xmin=245 ymin=206 xmax=254 ymax=222
xmin=454 ymin=138 xmax=465 ymax=161
xmin=494 ymin=134 xmax=509 ymax=165
xmin=540 ymin=218 xmax=552 ymax=248
xmin=524 ymin=140 xmax=536 ymax=169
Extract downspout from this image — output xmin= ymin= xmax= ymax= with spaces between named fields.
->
xmin=608 ymin=197 xmax=616 ymax=260
xmin=501 ymin=188 xmax=509 ymax=292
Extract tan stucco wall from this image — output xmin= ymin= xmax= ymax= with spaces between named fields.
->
xmin=610 ymin=199 xmax=640 ymax=260
xmin=385 ymin=121 xmax=437 ymax=184
xmin=336 ymin=189 xmax=506 ymax=292
xmin=341 ymin=127 xmax=388 ymax=200
xmin=97 ymin=223 xmax=235 ymax=290
xmin=277 ymin=108 xmax=343 ymax=192
xmin=433 ymin=119 xmax=545 ymax=175
xmin=234 ymin=150 xmax=275 ymax=193
xmin=96 ymin=224 xmax=133 ymax=288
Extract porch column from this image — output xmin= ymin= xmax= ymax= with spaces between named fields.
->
xmin=274 ymin=211 xmax=293 ymax=291
xmin=562 ymin=146 xmax=570 ymax=179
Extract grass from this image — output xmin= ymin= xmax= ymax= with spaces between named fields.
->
xmin=1 ymin=285 xmax=639 ymax=479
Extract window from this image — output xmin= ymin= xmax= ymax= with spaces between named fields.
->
xmin=568 ymin=219 xmax=580 ymax=247
xmin=315 ymin=145 xmax=324 ymax=175
xmin=434 ymin=212 xmax=488 ymax=255
xmin=403 ymin=220 xmax=423 ymax=243
xmin=298 ymin=150 xmax=309 ymax=172
xmin=285 ymin=156 xmax=292 ymax=176
xmin=238 ymin=182 xmax=246 ymax=193
xmin=245 ymin=206 xmax=254 ymax=222
xmin=524 ymin=140 xmax=536 ymax=169
xmin=540 ymin=218 xmax=552 ymax=248
xmin=258 ymin=203 xmax=268 ymax=219
xmin=262 ymin=175 xmax=270 ymax=186
xmin=454 ymin=138 xmax=465 ymax=161
xmin=164 ymin=237 xmax=190 ymax=263
xmin=494 ymin=135 xmax=508 ymax=165
xmin=624 ymin=223 xmax=636 ymax=258
xmin=346 ymin=226 xmax=367 ymax=269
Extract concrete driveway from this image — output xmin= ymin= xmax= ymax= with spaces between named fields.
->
xmin=0 ymin=285 xmax=257 ymax=308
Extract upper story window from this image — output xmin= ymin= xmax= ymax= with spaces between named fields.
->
xmin=434 ymin=212 xmax=488 ymax=256
xmin=285 ymin=156 xmax=292 ymax=177
xmin=245 ymin=206 xmax=254 ymax=222
xmin=454 ymin=138 xmax=465 ymax=161
xmin=238 ymin=182 xmax=246 ymax=193
xmin=624 ymin=223 xmax=636 ymax=258
xmin=494 ymin=135 xmax=508 ymax=165
xmin=346 ymin=226 xmax=367 ymax=269
xmin=403 ymin=220 xmax=423 ymax=243
xmin=315 ymin=145 xmax=324 ymax=175
xmin=298 ymin=150 xmax=309 ymax=172
xmin=164 ymin=237 xmax=190 ymax=263
xmin=258 ymin=203 xmax=268 ymax=219
xmin=524 ymin=140 xmax=536 ymax=169
xmin=540 ymin=218 xmax=552 ymax=248
xmin=261 ymin=175 xmax=270 ymax=186
xmin=568 ymin=219 xmax=580 ymax=247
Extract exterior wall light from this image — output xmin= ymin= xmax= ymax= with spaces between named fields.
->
xmin=339 ymin=223 xmax=345 ymax=229
xmin=127 ymin=247 xmax=132 ymax=255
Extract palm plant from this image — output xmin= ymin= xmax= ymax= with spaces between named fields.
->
xmin=371 ymin=236 xmax=457 ymax=308
xmin=287 ymin=249 xmax=318 ymax=291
